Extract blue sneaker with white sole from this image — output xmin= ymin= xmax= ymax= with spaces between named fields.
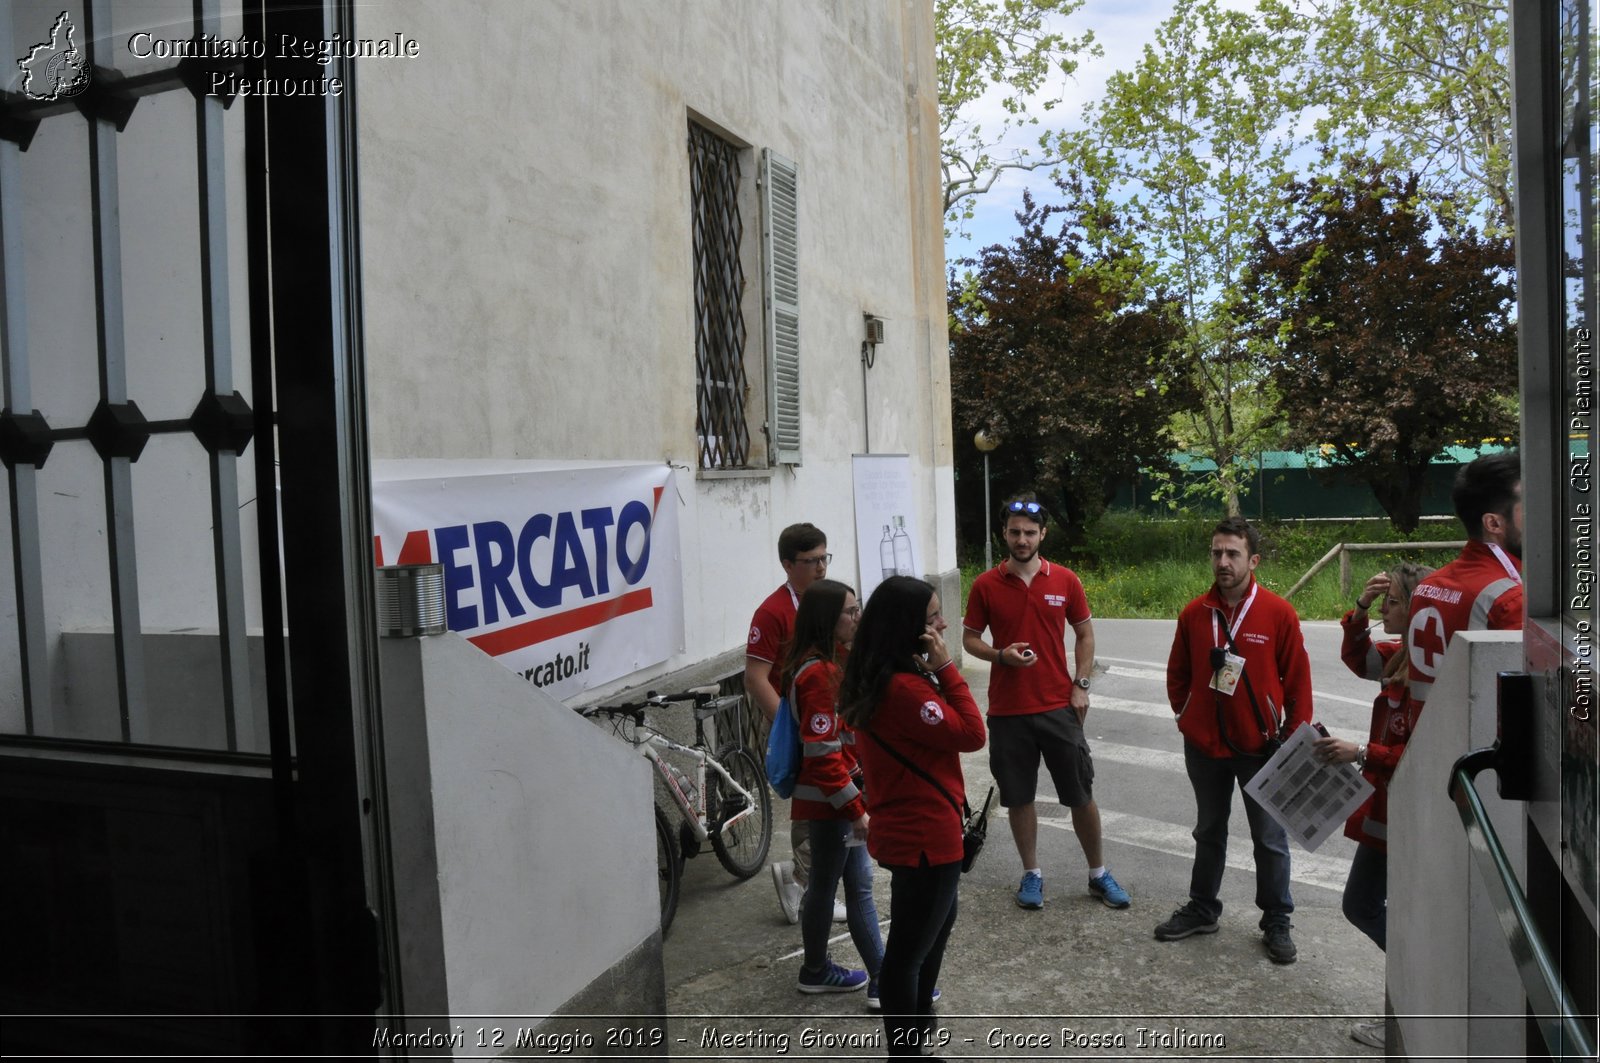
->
xmin=1089 ymin=869 xmax=1131 ymax=908
xmin=1016 ymin=870 xmax=1044 ymax=909
xmin=798 ymin=960 xmax=867 ymax=994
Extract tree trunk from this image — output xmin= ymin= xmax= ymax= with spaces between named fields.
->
xmin=1369 ymin=462 xmax=1431 ymax=535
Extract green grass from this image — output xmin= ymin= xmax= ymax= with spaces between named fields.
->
xmin=959 ymin=512 xmax=1463 ymax=621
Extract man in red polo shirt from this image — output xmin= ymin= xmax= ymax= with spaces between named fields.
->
xmin=744 ymin=522 xmax=845 ymax=924
xmin=962 ymin=494 xmax=1130 ymax=912
xmin=1406 ymin=450 xmax=1524 ymax=704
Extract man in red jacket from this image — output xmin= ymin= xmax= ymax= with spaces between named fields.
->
xmin=1406 ymin=450 xmax=1523 ymax=704
xmin=1158 ymin=516 xmax=1313 ymax=964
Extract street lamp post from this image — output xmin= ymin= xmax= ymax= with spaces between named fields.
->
xmin=974 ymin=430 xmax=1000 ymax=569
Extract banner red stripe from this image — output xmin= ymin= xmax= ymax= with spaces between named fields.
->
xmin=467 ymin=587 xmax=655 ymax=656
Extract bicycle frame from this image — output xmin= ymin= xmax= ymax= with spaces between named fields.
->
xmin=639 ymin=731 xmax=759 ymax=845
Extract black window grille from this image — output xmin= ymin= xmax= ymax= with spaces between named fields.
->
xmin=689 ymin=123 xmax=749 ymax=469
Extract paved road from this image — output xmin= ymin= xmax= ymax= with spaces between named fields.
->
xmin=664 ymin=616 xmax=1388 ymax=1061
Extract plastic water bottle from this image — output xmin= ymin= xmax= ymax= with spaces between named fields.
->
xmin=666 ymin=761 xmax=698 ymax=809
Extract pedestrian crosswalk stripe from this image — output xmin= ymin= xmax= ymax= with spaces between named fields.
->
xmin=1011 ymin=798 xmax=1353 ymax=894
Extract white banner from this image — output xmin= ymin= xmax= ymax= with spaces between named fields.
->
xmin=852 ymin=453 xmax=922 ymax=604
xmin=371 ymin=460 xmax=685 ymax=700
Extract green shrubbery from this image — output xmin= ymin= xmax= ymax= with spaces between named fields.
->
xmin=960 ymin=510 xmax=1463 ymax=621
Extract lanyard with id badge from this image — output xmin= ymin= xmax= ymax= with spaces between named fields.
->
xmin=1209 ymin=584 xmax=1283 ymax=754
xmin=1209 ymin=584 xmax=1256 ymax=696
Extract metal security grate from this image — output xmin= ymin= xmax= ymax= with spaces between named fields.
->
xmin=0 ymin=0 xmax=258 ymax=748
xmin=689 ymin=122 xmax=749 ymax=470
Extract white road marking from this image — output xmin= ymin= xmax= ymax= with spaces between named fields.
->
xmin=1099 ymin=662 xmax=1374 ymax=708
xmin=1007 ymin=805 xmax=1354 ymax=895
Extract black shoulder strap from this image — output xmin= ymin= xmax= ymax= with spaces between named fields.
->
xmin=866 ymin=729 xmax=971 ymax=819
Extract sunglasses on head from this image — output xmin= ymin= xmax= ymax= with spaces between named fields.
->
xmin=1006 ymin=501 xmax=1044 ymax=514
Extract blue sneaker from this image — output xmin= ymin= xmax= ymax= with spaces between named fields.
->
xmin=865 ymin=982 xmax=940 ymax=1012
xmin=798 ymin=960 xmax=867 ymax=994
xmin=1016 ymin=871 xmax=1044 ymax=909
xmin=1089 ymin=870 xmax=1131 ymax=909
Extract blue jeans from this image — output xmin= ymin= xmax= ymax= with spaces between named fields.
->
xmin=801 ymin=819 xmax=883 ymax=977
xmin=880 ymin=859 xmax=960 ymax=1057
xmin=1183 ymin=741 xmax=1293 ymax=927
xmin=1342 ymin=842 xmax=1387 ymax=950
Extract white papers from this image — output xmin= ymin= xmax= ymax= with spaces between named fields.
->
xmin=1243 ymin=723 xmax=1374 ymax=852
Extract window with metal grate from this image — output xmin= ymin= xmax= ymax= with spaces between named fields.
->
xmin=689 ymin=122 xmax=751 ymax=470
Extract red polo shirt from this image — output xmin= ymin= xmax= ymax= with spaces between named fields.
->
xmin=747 ymin=583 xmax=799 ymax=699
xmin=963 ymin=559 xmax=1091 ymax=716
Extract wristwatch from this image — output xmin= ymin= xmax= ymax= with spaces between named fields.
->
xmin=1075 ymin=677 xmax=1090 ymax=690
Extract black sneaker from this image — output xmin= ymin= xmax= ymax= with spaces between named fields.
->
xmin=1263 ymin=922 xmax=1297 ymax=964
xmin=1153 ymin=901 xmax=1219 ymax=941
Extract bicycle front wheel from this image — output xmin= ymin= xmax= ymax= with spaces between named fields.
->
xmin=707 ymin=745 xmax=772 ymax=879
xmin=655 ymin=805 xmax=681 ymax=936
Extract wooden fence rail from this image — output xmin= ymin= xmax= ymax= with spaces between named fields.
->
xmin=1284 ymin=541 xmax=1464 ymax=601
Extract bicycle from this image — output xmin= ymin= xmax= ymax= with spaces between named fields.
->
xmin=578 ymin=685 xmax=772 ymax=935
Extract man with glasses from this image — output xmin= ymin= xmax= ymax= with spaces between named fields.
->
xmin=962 ymin=493 xmax=1130 ymax=913
xmin=745 ymin=522 xmax=845 ymax=923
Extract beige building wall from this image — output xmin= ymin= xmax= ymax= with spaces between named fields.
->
xmin=355 ymin=0 xmax=956 ymax=684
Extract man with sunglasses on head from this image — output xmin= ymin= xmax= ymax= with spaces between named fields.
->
xmin=746 ymin=522 xmax=846 ymax=924
xmin=962 ymin=493 xmax=1131 ymax=913
xmin=1159 ymin=515 xmax=1313 ymax=964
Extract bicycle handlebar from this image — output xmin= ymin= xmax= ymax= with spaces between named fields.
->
xmin=578 ymin=685 xmax=724 ymax=719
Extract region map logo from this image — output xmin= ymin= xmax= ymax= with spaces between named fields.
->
xmin=18 ymin=11 xmax=91 ymax=101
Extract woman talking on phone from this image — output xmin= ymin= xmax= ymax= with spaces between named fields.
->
xmin=839 ymin=576 xmax=986 ymax=1059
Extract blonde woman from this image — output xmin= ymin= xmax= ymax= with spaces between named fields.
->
xmin=1313 ymin=561 xmax=1433 ymax=1050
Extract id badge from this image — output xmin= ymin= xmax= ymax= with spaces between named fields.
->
xmin=1210 ymin=652 xmax=1246 ymax=695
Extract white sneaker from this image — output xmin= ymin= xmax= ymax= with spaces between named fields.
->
xmin=771 ymin=861 xmax=801 ymax=924
xmin=1349 ymin=1021 xmax=1385 ymax=1049
xmin=832 ymin=901 xmax=848 ymax=922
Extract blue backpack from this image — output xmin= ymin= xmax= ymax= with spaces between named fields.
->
xmin=764 ymin=659 xmax=819 ymax=798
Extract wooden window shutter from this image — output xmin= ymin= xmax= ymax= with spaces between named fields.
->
xmin=762 ymin=149 xmax=800 ymax=465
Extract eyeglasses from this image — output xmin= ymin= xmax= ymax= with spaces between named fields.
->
xmin=842 ymin=605 xmax=862 ymax=617
xmin=792 ymin=553 xmax=832 ymax=567
xmin=1006 ymin=501 xmax=1043 ymax=514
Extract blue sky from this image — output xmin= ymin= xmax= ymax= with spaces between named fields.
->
xmin=943 ymin=0 xmax=1259 ymax=268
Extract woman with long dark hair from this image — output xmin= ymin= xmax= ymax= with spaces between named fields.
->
xmin=781 ymin=578 xmax=883 ymax=997
xmin=839 ymin=576 xmax=985 ymax=1058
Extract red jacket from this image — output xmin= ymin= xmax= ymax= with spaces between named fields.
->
xmin=786 ymin=655 xmax=866 ymax=823
xmin=1338 ymin=609 xmax=1423 ymax=852
xmin=1167 ymin=578 xmax=1313 ymax=758
xmin=856 ymin=663 xmax=987 ymax=867
xmin=1405 ymin=540 xmax=1522 ymax=704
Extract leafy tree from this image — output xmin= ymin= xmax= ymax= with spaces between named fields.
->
xmin=937 ymin=0 xmax=1100 ymax=232
xmin=1267 ymin=0 xmax=1513 ymax=233
xmin=949 ymin=187 xmax=1192 ymax=547
xmin=1246 ymin=164 xmax=1517 ymax=532
xmin=1075 ymin=0 xmax=1306 ymax=514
